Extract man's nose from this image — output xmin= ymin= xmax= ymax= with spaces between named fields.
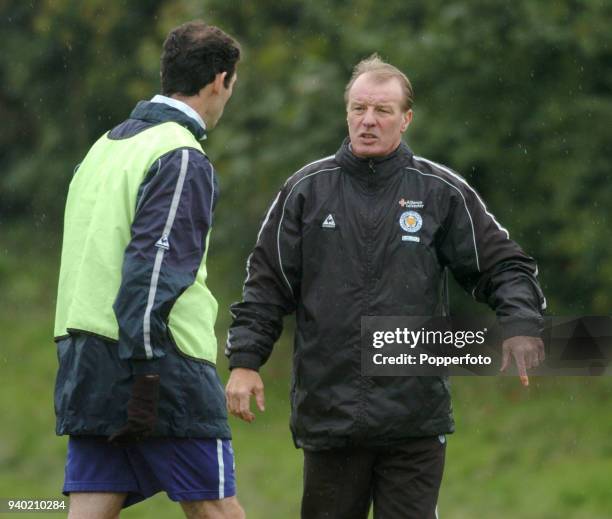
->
xmin=362 ymin=108 xmax=376 ymax=126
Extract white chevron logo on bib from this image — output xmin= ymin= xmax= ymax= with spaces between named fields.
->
xmin=322 ymin=214 xmax=336 ymax=229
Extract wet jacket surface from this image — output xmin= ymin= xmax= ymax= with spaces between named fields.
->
xmin=226 ymin=139 xmax=545 ymax=450
xmin=54 ymin=100 xmax=230 ymax=438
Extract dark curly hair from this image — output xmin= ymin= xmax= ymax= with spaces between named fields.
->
xmin=161 ymin=21 xmax=241 ymax=96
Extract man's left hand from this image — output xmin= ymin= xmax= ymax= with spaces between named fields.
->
xmin=500 ymin=336 xmax=545 ymax=387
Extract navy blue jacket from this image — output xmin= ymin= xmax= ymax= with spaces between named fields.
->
xmin=55 ymin=100 xmax=230 ymax=439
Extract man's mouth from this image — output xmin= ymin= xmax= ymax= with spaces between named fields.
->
xmin=360 ymin=133 xmax=377 ymax=140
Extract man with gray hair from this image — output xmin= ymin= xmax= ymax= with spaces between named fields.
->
xmin=225 ymin=54 xmax=545 ymax=518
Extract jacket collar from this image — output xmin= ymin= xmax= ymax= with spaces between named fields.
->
xmin=130 ymin=100 xmax=207 ymax=141
xmin=150 ymin=95 xmax=207 ymax=134
xmin=335 ymin=137 xmax=414 ymax=184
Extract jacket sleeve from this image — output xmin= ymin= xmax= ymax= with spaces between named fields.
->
xmin=435 ymin=174 xmax=546 ymax=339
xmin=225 ymin=182 xmax=301 ymax=370
xmin=113 ymin=148 xmax=217 ymax=372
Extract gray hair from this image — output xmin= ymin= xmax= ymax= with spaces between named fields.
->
xmin=344 ymin=53 xmax=414 ymax=111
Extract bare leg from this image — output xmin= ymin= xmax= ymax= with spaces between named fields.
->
xmin=68 ymin=492 xmax=127 ymax=519
xmin=180 ymin=496 xmax=245 ymax=519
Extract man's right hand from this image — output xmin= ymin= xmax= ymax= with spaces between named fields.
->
xmin=225 ymin=368 xmax=265 ymax=423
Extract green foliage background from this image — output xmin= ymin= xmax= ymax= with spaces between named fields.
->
xmin=1 ymin=1 xmax=611 ymax=517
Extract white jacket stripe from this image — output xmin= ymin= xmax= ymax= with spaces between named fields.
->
xmin=405 ymin=167 xmax=481 ymax=272
xmin=277 ymin=167 xmax=340 ymax=294
xmin=143 ymin=149 xmax=190 ymax=359
xmin=414 ymin=156 xmax=510 ymax=239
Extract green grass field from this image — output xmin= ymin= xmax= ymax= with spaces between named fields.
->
xmin=1 ymin=227 xmax=611 ymax=518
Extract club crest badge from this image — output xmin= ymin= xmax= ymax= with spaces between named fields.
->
xmin=399 ymin=211 xmax=422 ymax=233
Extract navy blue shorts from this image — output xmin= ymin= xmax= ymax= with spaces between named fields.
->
xmin=63 ymin=436 xmax=236 ymax=507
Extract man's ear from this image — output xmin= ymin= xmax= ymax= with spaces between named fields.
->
xmin=401 ymin=109 xmax=413 ymax=133
xmin=213 ymin=71 xmax=228 ymax=93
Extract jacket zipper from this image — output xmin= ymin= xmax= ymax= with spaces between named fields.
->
xmin=355 ymin=160 xmax=377 ymax=434
xmin=366 ymin=160 xmax=376 ymax=316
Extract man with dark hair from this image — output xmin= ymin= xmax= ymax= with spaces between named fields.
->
xmin=225 ymin=54 xmax=545 ymax=518
xmin=54 ymin=21 xmax=244 ymax=518
xmin=161 ymin=23 xmax=240 ymax=94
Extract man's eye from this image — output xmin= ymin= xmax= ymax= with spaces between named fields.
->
xmin=377 ymin=107 xmax=391 ymax=114
xmin=353 ymin=106 xmax=365 ymax=112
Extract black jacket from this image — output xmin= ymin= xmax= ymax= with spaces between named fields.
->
xmin=226 ymin=139 xmax=545 ymax=450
